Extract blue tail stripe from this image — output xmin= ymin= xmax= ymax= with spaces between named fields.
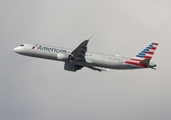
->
xmin=142 ymin=49 xmax=149 ymax=52
xmin=136 ymin=55 xmax=144 ymax=58
xmin=146 ymin=46 xmax=152 ymax=49
xmin=149 ymin=44 xmax=154 ymax=47
xmin=138 ymin=53 xmax=146 ymax=56
xmin=144 ymin=48 xmax=150 ymax=51
xmin=135 ymin=42 xmax=157 ymax=57
xmin=141 ymin=51 xmax=148 ymax=54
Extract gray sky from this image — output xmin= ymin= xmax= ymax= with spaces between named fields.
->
xmin=0 ymin=0 xmax=171 ymax=120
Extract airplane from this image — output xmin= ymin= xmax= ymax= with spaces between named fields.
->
xmin=14 ymin=34 xmax=158 ymax=72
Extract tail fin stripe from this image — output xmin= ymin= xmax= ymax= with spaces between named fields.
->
xmin=136 ymin=55 xmax=144 ymax=57
xmin=147 ymin=51 xmax=154 ymax=55
xmin=130 ymin=58 xmax=143 ymax=61
xmin=150 ymin=47 xmax=156 ymax=50
xmin=146 ymin=46 xmax=152 ymax=49
xmin=139 ymin=53 xmax=146 ymax=56
xmin=142 ymin=51 xmax=154 ymax=54
xmin=141 ymin=51 xmax=149 ymax=54
xmin=135 ymin=42 xmax=158 ymax=60
xmin=140 ymin=49 xmax=152 ymax=54
xmin=125 ymin=61 xmax=147 ymax=67
xmin=141 ymin=50 xmax=149 ymax=53
xmin=144 ymin=56 xmax=152 ymax=59
xmin=142 ymin=50 xmax=149 ymax=53
xmin=144 ymin=48 xmax=150 ymax=51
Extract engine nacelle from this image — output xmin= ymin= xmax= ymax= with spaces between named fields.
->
xmin=64 ymin=62 xmax=77 ymax=72
xmin=57 ymin=53 xmax=69 ymax=61
xmin=64 ymin=62 xmax=83 ymax=72
xmin=57 ymin=53 xmax=75 ymax=61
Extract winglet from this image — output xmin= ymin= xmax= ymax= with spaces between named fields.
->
xmin=86 ymin=34 xmax=93 ymax=40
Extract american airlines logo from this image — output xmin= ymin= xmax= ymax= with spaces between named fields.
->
xmin=32 ymin=44 xmax=39 ymax=49
xmin=33 ymin=44 xmax=67 ymax=53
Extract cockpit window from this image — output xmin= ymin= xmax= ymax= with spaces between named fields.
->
xmin=20 ymin=44 xmax=24 ymax=46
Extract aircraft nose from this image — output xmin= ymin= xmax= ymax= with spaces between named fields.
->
xmin=14 ymin=46 xmax=22 ymax=54
xmin=14 ymin=47 xmax=19 ymax=52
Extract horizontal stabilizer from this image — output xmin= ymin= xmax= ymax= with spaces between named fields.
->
xmin=149 ymin=67 xmax=157 ymax=70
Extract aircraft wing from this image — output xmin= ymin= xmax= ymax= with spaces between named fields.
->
xmin=71 ymin=34 xmax=93 ymax=60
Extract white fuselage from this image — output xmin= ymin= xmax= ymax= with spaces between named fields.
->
xmin=14 ymin=43 xmax=143 ymax=70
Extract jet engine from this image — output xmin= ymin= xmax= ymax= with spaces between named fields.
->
xmin=64 ymin=62 xmax=82 ymax=72
xmin=57 ymin=53 xmax=74 ymax=61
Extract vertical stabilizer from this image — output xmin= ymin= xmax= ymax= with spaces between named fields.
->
xmin=125 ymin=42 xmax=158 ymax=67
xmin=136 ymin=42 xmax=158 ymax=59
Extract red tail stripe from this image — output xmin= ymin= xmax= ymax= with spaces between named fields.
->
xmin=125 ymin=61 xmax=147 ymax=67
xmin=154 ymin=43 xmax=158 ymax=45
xmin=144 ymin=56 xmax=152 ymax=59
xmin=147 ymin=51 xmax=154 ymax=55
xmin=150 ymin=47 xmax=156 ymax=50
xmin=130 ymin=58 xmax=142 ymax=62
